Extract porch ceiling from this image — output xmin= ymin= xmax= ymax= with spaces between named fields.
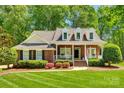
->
xmin=53 ymin=41 xmax=106 ymax=46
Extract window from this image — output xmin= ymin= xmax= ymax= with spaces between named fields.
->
xmin=29 ymin=50 xmax=36 ymax=60
xmin=36 ymin=50 xmax=42 ymax=60
xmin=60 ymin=47 xmax=71 ymax=59
xmin=76 ymin=32 xmax=80 ymax=40
xmin=87 ymin=48 xmax=96 ymax=58
xmin=89 ymin=32 xmax=93 ymax=40
xmin=60 ymin=48 xmax=71 ymax=56
xmin=23 ymin=50 xmax=29 ymax=60
xmin=64 ymin=32 xmax=67 ymax=40
xmin=91 ymin=48 xmax=96 ymax=57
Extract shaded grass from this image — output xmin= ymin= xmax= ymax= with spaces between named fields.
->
xmin=112 ymin=61 xmax=124 ymax=67
xmin=0 ymin=70 xmax=124 ymax=88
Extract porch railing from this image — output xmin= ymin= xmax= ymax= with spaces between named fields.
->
xmin=55 ymin=55 xmax=73 ymax=60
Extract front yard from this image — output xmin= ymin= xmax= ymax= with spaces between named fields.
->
xmin=0 ymin=70 xmax=124 ymax=88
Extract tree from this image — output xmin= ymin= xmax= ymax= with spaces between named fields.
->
xmin=69 ymin=6 xmax=98 ymax=30
xmin=103 ymin=43 xmax=122 ymax=66
xmin=0 ymin=26 xmax=14 ymax=47
xmin=0 ymin=6 xmax=31 ymax=44
xmin=0 ymin=47 xmax=17 ymax=69
xmin=30 ymin=6 xmax=69 ymax=30
xmin=97 ymin=6 xmax=124 ymax=59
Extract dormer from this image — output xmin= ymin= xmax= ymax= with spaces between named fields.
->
xmin=62 ymin=28 xmax=68 ymax=41
xmin=88 ymin=28 xmax=95 ymax=41
xmin=75 ymin=28 xmax=82 ymax=41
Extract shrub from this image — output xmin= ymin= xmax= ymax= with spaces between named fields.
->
xmin=0 ymin=47 xmax=17 ymax=68
xmin=45 ymin=63 xmax=54 ymax=69
xmin=62 ymin=62 xmax=70 ymax=68
xmin=69 ymin=62 xmax=73 ymax=66
xmin=55 ymin=60 xmax=73 ymax=67
xmin=88 ymin=58 xmax=104 ymax=66
xmin=15 ymin=60 xmax=48 ymax=68
xmin=55 ymin=62 xmax=62 ymax=68
xmin=103 ymin=43 xmax=122 ymax=66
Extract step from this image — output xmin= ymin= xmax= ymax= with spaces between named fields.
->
xmin=74 ymin=61 xmax=87 ymax=67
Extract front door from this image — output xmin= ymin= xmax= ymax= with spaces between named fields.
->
xmin=74 ymin=47 xmax=81 ymax=60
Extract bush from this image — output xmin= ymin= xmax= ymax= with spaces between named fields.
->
xmin=15 ymin=60 xmax=48 ymax=68
xmin=0 ymin=47 xmax=17 ymax=68
xmin=103 ymin=43 xmax=122 ymax=66
xmin=55 ymin=60 xmax=73 ymax=67
xmin=62 ymin=62 xmax=70 ymax=68
xmin=88 ymin=58 xmax=104 ymax=66
xmin=45 ymin=63 xmax=54 ymax=69
xmin=55 ymin=62 xmax=62 ymax=68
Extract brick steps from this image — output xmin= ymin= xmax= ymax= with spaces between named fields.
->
xmin=74 ymin=61 xmax=87 ymax=67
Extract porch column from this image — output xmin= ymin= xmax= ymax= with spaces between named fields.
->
xmin=84 ymin=44 xmax=86 ymax=60
xmin=101 ymin=47 xmax=103 ymax=59
xmin=72 ymin=45 xmax=74 ymax=67
xmin=56 ymin=44 xmax=58 ymax=60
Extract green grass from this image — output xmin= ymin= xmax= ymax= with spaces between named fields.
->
xmin=0 ymin=70 xmax=124 ymax=88
xmin=112 ymin=61 xmax=124 ymax=67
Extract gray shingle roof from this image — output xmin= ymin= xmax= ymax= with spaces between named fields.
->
xmin=14 ymin=28 xmax=106 ymax=50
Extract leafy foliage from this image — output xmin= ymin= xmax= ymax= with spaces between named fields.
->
xmin=88 ymin=58 xmax=104 ymax=66
xmin=98 ymin=6 xmax=124 ymax=59
xmin=103 ymin=43 xmax=122 ymax=65
xmin=0 ymin=26 xmax=14 ymax=47
xmin=14 ymin=60 xmax=48 ymax=68
xmin=0 ymin=47 xmax=17 ymax=68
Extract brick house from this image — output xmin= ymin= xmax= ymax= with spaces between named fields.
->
xmin=14 ymin=28 xmax=106 ymax=66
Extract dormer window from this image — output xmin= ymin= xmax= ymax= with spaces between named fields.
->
xmin=75 ymin=28 xmax=81 ymax=40
xmin=89 ymin=32 xmax=94 ymax=40
xmin=64 ymin=32 xmax=67 ymax=40
xmin=62 ymin=28 xmax=68 ymax=40
xmin=76 ymin=32 xmax=80 ymax=40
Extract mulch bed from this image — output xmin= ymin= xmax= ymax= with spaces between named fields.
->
xmin=0 ymin=66 xmax=124 ymax=76
xmin=88 ymin=65 xmax=124 ymax=71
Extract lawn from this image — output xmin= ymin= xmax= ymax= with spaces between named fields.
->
xmin=112 ymin=61 xmax=124 ymax=67
xmin=0 ymin=70 xmax=124 ymax=88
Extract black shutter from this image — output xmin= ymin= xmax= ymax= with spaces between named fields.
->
xmin=33 ymin=50 xmax=36 ymax=60
xmin=42 ymin=50 xmax=44 ymax=60
xmin=29 ymin=50 xmax=32 ymax=60
xmin=20 ymin=50 xmax=23 ymax=60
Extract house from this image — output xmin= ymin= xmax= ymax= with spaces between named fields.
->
xmin=14 ymin=28 xmax=106 ymax=66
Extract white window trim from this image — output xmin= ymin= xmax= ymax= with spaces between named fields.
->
xmin=62 ymin=28 xmax=68 ymax=40
xmin=36 ymin=50 xmax=42 ymax=60
xmin=75 ymin=32 xmax=82 ymax=41
xmin=88 ymin=31 xmax=94 ymax=41
xmin=23 ymin=50 xmax=29 ymax=60
xmin=87 ymin=48 xmax=96 ymax=58
xmin=75 ymin=28 xmax=82 ymax=41
xmin=60 ymin=47 xmax=71 ymax=56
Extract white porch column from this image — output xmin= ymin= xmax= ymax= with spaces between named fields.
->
xmin=101 ymin=47 xmax=103 ymax=59
xmin=72 ymin=45 xmax=74 ymax=67
xmin=84 ymin=44 xmax=86 ymax=60
xmin=56 ymin=44 xmax=58 ymax=60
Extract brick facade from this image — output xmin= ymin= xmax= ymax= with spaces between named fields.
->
xmin=44 ymin=50 xmax=55 ymax=63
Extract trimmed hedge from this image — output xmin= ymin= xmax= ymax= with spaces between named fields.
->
xmin=55 ymin=60 xmax=73 ymax=66
xmin=55 ymin=62 xmax=62 ymax=68
xmin=88 ymin=58 xmax=104 ymax=66
xmin=103 ymin=43 xmax=122 ymax=64
xmin=62 ymin=62 xmax=70 ymax=68
xmin=14 ymin=60 xmax=48 ymax=68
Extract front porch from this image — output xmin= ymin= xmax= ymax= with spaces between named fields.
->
xmin=55 ymin=44 xmax=103 ymax=66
